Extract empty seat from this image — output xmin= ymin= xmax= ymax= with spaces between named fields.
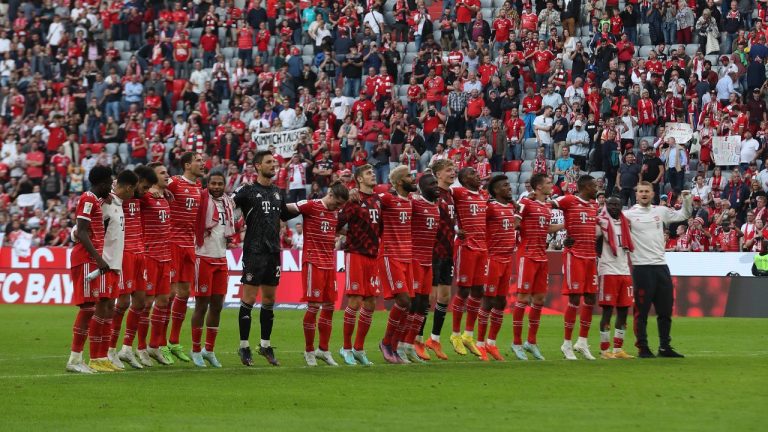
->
xmin=519 ymin=172 xmax=532 ymax=185
xmin=524 ymin=138 xmax=539 ymax=150
xmin=302 ymin=45 xmax=314 ymax=56
xmin=523 ymin=149 xmax=537 ymax=160
xmin=506 ymin=172 xmax=520 ymax=183
xmin=521 ymin=160 xmax=534 ymax=171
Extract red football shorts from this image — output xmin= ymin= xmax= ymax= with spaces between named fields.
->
xmin=517 ymin=256 xmax=548 ymax=295
xmin=71 ymin=262 xmax=108 ymax=305
xmin=145 ymin=257 xmax=171 ymax=296
xmin=485 ymin=258 xmax=513 ymax=297
xmin=562 ymin=252 xmax=598 ymax=295
xmin=412 ymin=262 xmax=433 ymax=296
xmin=119 ymin=251 xmax=145 ymax=295
xmin=106 ymin=270 xmax=121 ymax=299
xmin=380 ymin=256 xmax=413 ymax=299
xmin=194 ymin=256 xmax=228 ymax=297
xmin=454 ymin=246 xmax=488 ymax=287
xmin=598 ymin=275 xmax=634 ymax=307
xmin=344 ymin=253 xmax=381 ymax=297
xmin=170 ymin=244 xmax=196 ymax=283
xmin=301 ymin=263 xmax=338 ymax=303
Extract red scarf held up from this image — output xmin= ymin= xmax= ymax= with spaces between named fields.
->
xmin=599 ymin=207 xmax=634 ymax=256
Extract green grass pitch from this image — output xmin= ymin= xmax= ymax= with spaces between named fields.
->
xmin=0 ymin=305 xmax=765 ymax=431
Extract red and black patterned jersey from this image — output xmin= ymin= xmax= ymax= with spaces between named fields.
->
xmin=516 ymin=197 xmax=551 ymax=262
xmin=338 ymin=191 xmax=382 ymax=258
xmin=122 ymin=197 xmax=143 ymax=254
xmin=167 ymin=175 xmax=201 ymax=248
xmin=140 ymin=192 xmax=171 ymax=262
xmin=379 ymin=190 xmax=412 ymax=261
xmin=554 ymin=194 xmax=599 ymax=259
xmin=433 ymin=186 xmax=456 ymax=259
xmin=297 ymin=199 xmax=339 ymax=269
xmin=486 ymin=200 xmax=517 ymax=261
xmin=411 ymin=195 xmax=440 ymax=265
xmin=71 ymin=192 xmax=105 ymax=267
xmin=453 ymin=187 xmax=488 ymax=252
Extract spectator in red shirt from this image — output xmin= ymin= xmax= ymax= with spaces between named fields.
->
xmin=529 ymin=40 xmax=555 ymax=91
xmin=200 ymin=26 xmax=219 ymax=68
xmin=715 ymin=220 xmax=744 ymax=252
xmin=26 ymin=145 xmax=46 ymax=184
xmin=236 ymin=20 xmax=254 ymax=67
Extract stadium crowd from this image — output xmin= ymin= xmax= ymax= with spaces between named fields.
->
xmin=0 ymin=0 xmax=768 ymax=252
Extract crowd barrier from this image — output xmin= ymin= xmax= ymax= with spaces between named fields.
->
xmin=0 ymin=248 xmax=764 ymax=317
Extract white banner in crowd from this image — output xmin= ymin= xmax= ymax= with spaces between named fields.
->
xmin=254 ymin=127 xmax=309 ymax=158
xmin=15 ymin=193 xmax=42 ymax=208
xmin=712 ymin=136 xmax=742 ymax=166
xmin=664 ymin=122 xmax=693 ymax=144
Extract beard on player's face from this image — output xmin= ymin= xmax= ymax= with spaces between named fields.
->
xmin=402 ymin=180 xmax=418 ymax=193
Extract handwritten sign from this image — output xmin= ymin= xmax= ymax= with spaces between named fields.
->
xmin=712 ymin=136 xmax=741 ymax=166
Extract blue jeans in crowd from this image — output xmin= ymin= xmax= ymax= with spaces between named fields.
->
xmin=663 ymin=22 xmax=676 ymax=45
xmin=375 ymin=163 xmax=390 ymax=185
xmin=344 ymin=77 xmax=361 ymax=98
xmin=105 ymin=101 xmax=120 ymax=122
xmin=507 ymin=142 xmax=522 ymax=161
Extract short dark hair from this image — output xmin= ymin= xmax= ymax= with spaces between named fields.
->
xmin=180 ymin=151 xmax=197 ymax=168
xmin=116 ymin=169 xmax=139 ymax=187
xmin=418 ymin=173 xmax=436 ymax=191
xmin=147 ymin=161 xmax=165 ymax=170
xmin=134 ymin=165 xmax=158 ymax=184
xmin=457 ymin=167 xmax=474 ymax=186
xmin=530 ymin=172 xmax=549 ymax=189
xmin=208 ymin=169 xmax=226 ymax=181
xmin=88 ymin=165 xmax=113 ymax=186
xmin=577 ymin=174 xmax=595 ymax=191
xmin=487 ymin=174 xmax=508 ymax=198
xmin=354 ymin=164 xmax=373 ymax=184
xmin=253 ymin=149 xmax=273 ymax=165
xmin=328 ymin=181 xmax=349 ymax=201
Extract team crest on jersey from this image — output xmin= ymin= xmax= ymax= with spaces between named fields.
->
xmin=170 ymin=269 xmax=176 ymax=279
xmin=126 ymin=280 xmax=133 ymax=289
xmin=314 ymin=290 xmax=320 ymax=297
xmin=91 ymin=288 xmax=99 ymax=297
xmin=395 ymin=280 xmax=404 ymax=289
xmin=350 ymin=282 xmax=359 ymax=291
xmin=246 ymin=273 xmax=254 ymax=282
xmin=460 ymin=275 xmax=468 ymax=283
xmin=200 ymin=284 xmax=208 ymax=293
xmin=524 ymin=282 xmax=530 ymax=290
xmin=274 ymin=192 xmax=280 ymax=200
xmin=147 ymin=282 xmax=154 ymax=291
xmin=413 ymin=282 xmax=420 ymax=289
xmin=488 ymin=284 xmax=496 ymax=293
xmin=605 ymin=294 xmax=613 ymax=301
xmin=573 ymin=282 xmax=580 ymax=289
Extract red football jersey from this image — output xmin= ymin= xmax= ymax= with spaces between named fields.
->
xmin=297 ymin=200 xmax=339 ymax=269
xmin=122 ymin=197 xmax=144 ymax=254
xmin=716 ymin=230 xmax=741 ymax=252
xmin=433 ymin=187 xmax=457 ymax=259
xmin=411 ymin=195 xmax=440 ymax=265
xmin=140 ymin=192 xmax=171 ymax=262
xmin=555 ymin=194 xmax=598 ymax=259
xmin=486 ymin=200 xmax=517 ymax=261
xmin=167 ymin=175 xmax=201 ymax=248
xmin=453 ymin=187 xmax=488 ymax=252
xmin=516 ymin=197 xmax=552 ymax=261
xmin=379 ymin=191 xmax=412 ymax=261
xmin=71 ymin=192 xmax=105 ymax=267
xmin=338 ymin=191 xmax=382 ymax=257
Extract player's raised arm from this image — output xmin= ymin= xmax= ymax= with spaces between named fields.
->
xmin=662 ymin=190 xmax=693 ymax=224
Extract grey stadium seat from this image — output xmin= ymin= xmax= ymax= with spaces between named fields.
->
xmin=521 ymin=160 xmax=534 ymax=172
xmin=506 ymin=172 xmax=520 ymax=183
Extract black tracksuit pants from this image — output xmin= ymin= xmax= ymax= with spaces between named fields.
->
xmin=632 ymin=265 xmax=674 ymax=349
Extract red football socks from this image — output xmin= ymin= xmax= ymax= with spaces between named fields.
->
xmin=122 ymin=306 xmax=141 ymax=347
xmin=137 ymin=307 xmax=150 ymax=350
xmin=342 ymin=305 xmax=359 ymax=350
xmin=353 ymin=307 xmax=374 ymax=351
xmin=579 ymin=303 xmax=594 ymax=338
xmin=168 ymin=296 xmax=188 ymax=345
xmin=600 ymin=330 xmax=611 ymax=351
xmin=382 ymin=303 xmax=407 ymax=346
xmin=464 ymin=295 xmax=482 ymax=333
xmin=71 ymin=306 xmax=94 ymax=353
xmin=476 ymin=308 xmax=490 ymax=342
xmin=450 ymin=294 xmax=467 ymax=333
xmin=613 ymin=329 xmax=625 ymax=349
xmin=303 ymin=305 xmax=319 ymax=352
xmin=100 ymin=318 xmax=112 ymax=359
xmin=488 ymin=308 xmax=504 ymax=341
xmin=110 ymin=306 xmax=126 ymax=349
xmin=205 ymin=327 xmax=219 ymax=352
xmin=191 ymin=326 xmax=203 ymax=353
xmin=564 ymin=302 xmax=578 ymax=341
xmin=512 ymin=301 xmax=527 ymax=345
xmin=318 ymin=308 xmax=333 ymax=351
xmin=149 ymin=304 xmax=169 ymax=349
xmin=88 ymin=316 xmax=104 ymax=359
xmin=404 ymin=312 xmax=425 ymax=344
xmin=527 ymin=304 xmax=542 ymax=344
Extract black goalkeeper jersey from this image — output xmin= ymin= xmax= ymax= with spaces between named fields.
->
xmin=234 ymin=181 xmax=293 ymax=255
